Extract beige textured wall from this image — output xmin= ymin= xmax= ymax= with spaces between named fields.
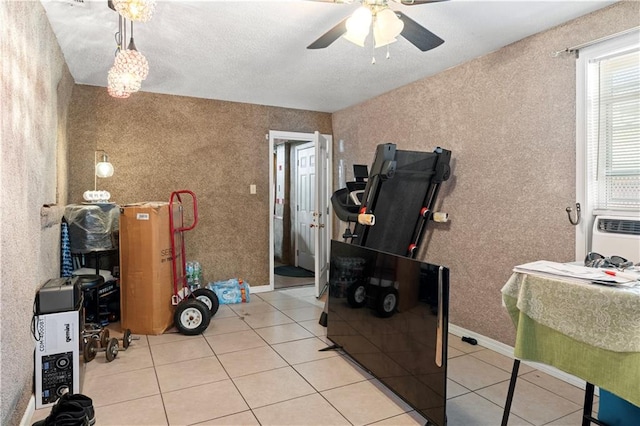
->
xmin=67 ymin=87 xmax=332 ymax=287
xmin=0 ymin=2 xmax=74 ymax=424
xmin=331 ymin=2 xmax=639 ymax=346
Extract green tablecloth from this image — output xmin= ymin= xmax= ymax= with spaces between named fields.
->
xmin=502 ymin=273 xmax=640 ymax=407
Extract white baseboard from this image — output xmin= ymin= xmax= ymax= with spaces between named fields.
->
xmin=448 ymin=323 xmax=593 ymax=393
xmin=20 ymin=396 xmax=35 ymax=426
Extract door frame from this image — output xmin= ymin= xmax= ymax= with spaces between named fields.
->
xmin=267 ymin=130 xmax=333 ymax=294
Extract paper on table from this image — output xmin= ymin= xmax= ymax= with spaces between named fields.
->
xmin=513 ymin=260 xmax=639 ymax=286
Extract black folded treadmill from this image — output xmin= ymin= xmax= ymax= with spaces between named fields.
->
xmin=332 ymin=143 xmax=451 ymax=257
xmin=325 ymin=143 xmax=452 ymax=426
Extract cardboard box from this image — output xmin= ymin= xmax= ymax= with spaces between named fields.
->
xmin=119 ymin=202 xmax=174 ymax=335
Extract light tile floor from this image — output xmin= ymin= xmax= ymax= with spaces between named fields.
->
xmin=31 ymin=286 xmax=596 ymax=425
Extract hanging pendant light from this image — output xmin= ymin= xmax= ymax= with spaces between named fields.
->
xmin=114 ymin=20 xmax=149 ymax=81
xmin=107 ymin=18 xmax=148 ymax=98
xmin=113 ymin=45 xmax=149 ymax=81
xmin=108 ymin=66 xmax=142 ymax=94
xmin=111 ymin=0 xmax=156 ymax=22
xmin=107 ymin=84 xmax=131 ymax=99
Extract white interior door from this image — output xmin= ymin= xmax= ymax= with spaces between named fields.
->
xmin=267 ymin=130 xmax=332 ymax=295
xmin=295 ymin=143 xmax=315 ymax=272
xmin=313 ymin=132 xmax=329 ymax=298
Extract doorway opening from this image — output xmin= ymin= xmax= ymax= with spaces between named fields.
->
xmin=269 ymin=131 xmax=332 ymax=296
xmin=273 ymin=139 xmax=315 ymax=289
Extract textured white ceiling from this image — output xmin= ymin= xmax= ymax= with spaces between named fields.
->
xmin=41 ymin=0 xmax=616 ymax=112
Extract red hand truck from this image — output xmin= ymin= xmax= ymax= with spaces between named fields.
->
xmin=169 ymin=190 xmax=219 ymax=335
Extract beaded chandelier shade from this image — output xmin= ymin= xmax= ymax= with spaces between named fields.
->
xmin=107 ymin=84 xmax=131 ymax=99
xmin=107 ymin=7 xmax=150 ymax=99
xmin=114 ymin=48 xmax=149 ymax=81
xmin=112 ymin=0 xmax=156 ymax=22
xmin=108 ymin=66 xmax=142 ymax=95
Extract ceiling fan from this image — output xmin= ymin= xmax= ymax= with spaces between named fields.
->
xmin=307 ymin=0 xmax=447 ymax=52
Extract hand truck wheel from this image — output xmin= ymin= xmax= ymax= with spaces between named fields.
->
xmin=190 ymin=288 xmax=220 ymax=317
xmin=346 ymin=282 xmax=367 ymax=308
xmin=174 ymin=299 xmax=211 ymax=335
xmin=375 ymin=287 xmax=398 ymax=318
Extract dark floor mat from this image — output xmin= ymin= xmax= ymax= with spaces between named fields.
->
xmin=274 ymin=265 xmax=314 ymax=277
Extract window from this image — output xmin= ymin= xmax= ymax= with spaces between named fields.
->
xmin=575 ymin=29 xmax=640 ymax=258
xmin=586 ymin=47 xmax=640 ymax=211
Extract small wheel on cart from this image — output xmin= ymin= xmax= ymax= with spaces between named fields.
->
xmin=174 ymin=299 xmax=211 ymax=335
xmin=105 ymin=338 xmax=119 ymax=362
xmin=191 ymin=288 xmax=220 ymax=317
xmin=100 ymin=328 xmax=110 ymax=348
xmin=83 ymin=338 xmax=97 ymax=363
xmin=347 ymin=283 xmax=367 ymax=308
xmin=376 ymin=287 xmax=398 ymax=318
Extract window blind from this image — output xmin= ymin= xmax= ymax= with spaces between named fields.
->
xmin=587 ymin=48 xmax=640 ymax=211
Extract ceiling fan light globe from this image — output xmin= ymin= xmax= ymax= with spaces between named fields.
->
xmin=343 ymin=31 xmax=368 ymax=47
xmin=374 ymin=8 xmax=404 ymax=39
xmin=374 ymin=34 xmax=398 ymax=48
xmin=346 ymin=6 xmax=372 ymax=34
xmin=344 ymin=6 xmax=372 ymax=46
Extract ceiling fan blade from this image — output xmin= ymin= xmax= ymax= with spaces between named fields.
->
xmin=307 ymin=18 xmax=348 ymax=49
xmin=397 ymin=11 xmax=444 ymax=52
xmin=398 ymin=0 xmax=449 ymax=5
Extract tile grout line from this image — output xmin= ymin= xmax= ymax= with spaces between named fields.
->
xmin=193 ymin=327 xmax=257 ymax=425
xmin=227 ymin=297 xmax=360 ymax=425
xmin=205 ymin=297 xmax=343 ymax=425
xmin=71 ymin=288 xmax=586 ymax=426
xmin=468 ymin=377 xmax=582 ymax=425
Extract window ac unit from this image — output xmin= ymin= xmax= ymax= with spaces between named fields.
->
xmin=591 ymin=216 xmax=640 ymax=263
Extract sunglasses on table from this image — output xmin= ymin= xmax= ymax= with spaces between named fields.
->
xmin=584 ymin=252 xmax=634 ymax=269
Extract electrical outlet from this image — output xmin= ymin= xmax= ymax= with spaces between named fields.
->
xmin=250 ymin=184 xmax=256 ymax=194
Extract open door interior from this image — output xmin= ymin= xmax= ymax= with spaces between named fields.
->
xmin=313 ymin=131 xmax=329 ymax=298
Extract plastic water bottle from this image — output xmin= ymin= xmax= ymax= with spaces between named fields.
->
xmin=186 ymin=261 xmax=194 ymax=287
xmin=192 ymin=261 xmax=202 ymax=289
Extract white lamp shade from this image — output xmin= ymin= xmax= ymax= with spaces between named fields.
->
xmin=374 ymin=8 xmax=404 ymax=48
xmin=344 ymin=6 xmax=372 ymax=47
xmin=343 ymin=30 xmax=369 ymax=47
xmin=96 ymin=161 xmax=114 ymax=178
